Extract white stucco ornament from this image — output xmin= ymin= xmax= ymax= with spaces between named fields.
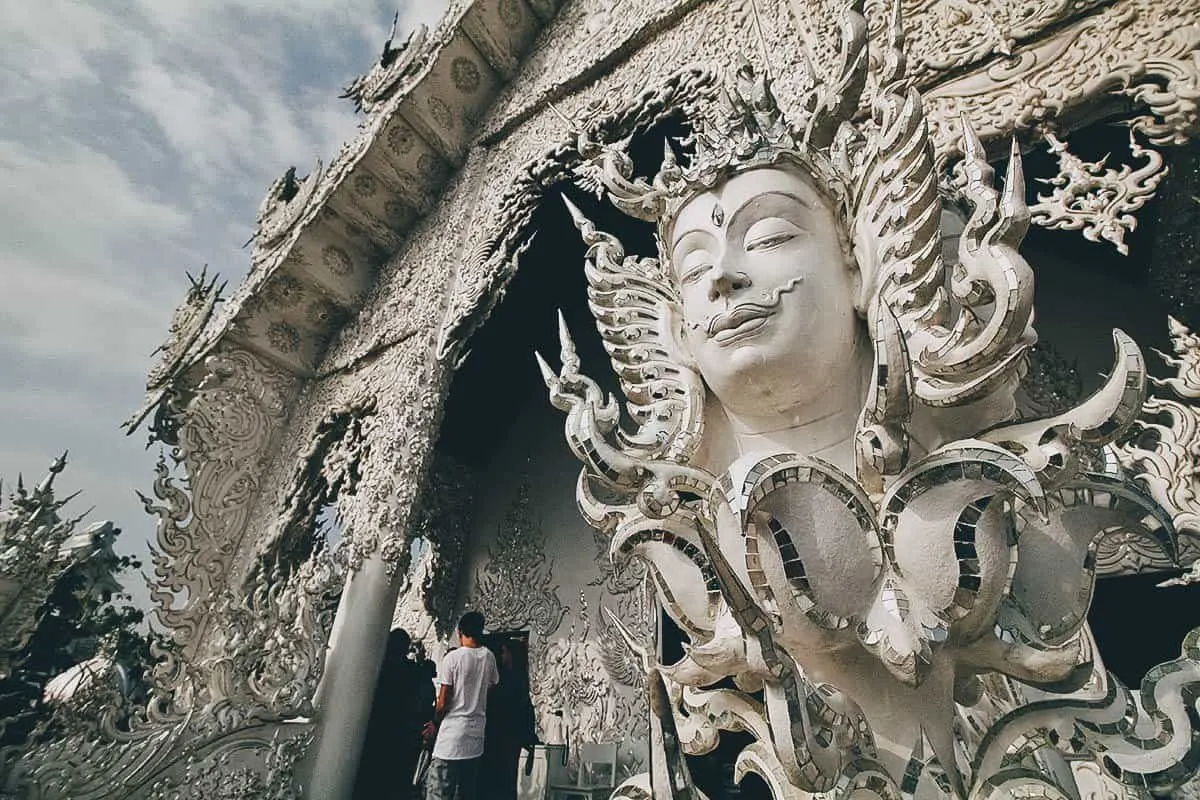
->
xmin=540 ymin=3 xmax=1200 ymax=798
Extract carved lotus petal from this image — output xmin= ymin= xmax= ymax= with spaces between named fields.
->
xmin=1010 ymin=472 xmax=1174 ymax=646
xmin=610 ymin=508 xmax=720 ymax=639
xmin=732 ymin=454 xmax=881 ymax=631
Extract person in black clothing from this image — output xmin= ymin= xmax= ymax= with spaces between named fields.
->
xmin=353 ymin=628 xmax=435 ymax=799
xmin=482 ymin=638 xmax=537 ymax=800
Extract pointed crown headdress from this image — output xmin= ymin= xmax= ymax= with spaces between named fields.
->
xmin=575 ymin=0 xmax=881 ymax=243
xmin=565 ymin=0 xmax=1035 ymax=463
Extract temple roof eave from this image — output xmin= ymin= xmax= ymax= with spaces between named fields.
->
xmin=130 ymin=0 xmax=563 ymax=421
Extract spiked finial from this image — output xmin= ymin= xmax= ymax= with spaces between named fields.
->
xmin=556 ymin=310 xmax=580 ymax=376
xmin=957 ymin=112 xmax=988 ymax=173
xmin=533 ymin=351 xmax=556 ymax=388
xmin=997 ymin=138 xmax=1030 ymax=245
xmin=561 ymin=194 xmax=590 ymax=235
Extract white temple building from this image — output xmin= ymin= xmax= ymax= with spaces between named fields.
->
xmin=5 ymin=0 xmax=1200 ymax=797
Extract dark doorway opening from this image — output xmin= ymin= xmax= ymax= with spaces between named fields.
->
xmin=1088 ymin=572 xmax=1200 ymax=687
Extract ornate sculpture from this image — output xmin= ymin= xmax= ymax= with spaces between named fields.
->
xmin=540 ymin=3 xmax=1199 ymax=797
xmin=393 ymin=453 xmax=477 ymax=641
xmin=251 ymin=161 xmax=324 ymax=264
xmin=1115 ymin=316 xmax=1200 ymax=581
xmin=532 ymin=593 xmax=648 ymax=778
xmin=340 ymin=20 xmax=432 ymax=116
xmin=467 ymin=477 xmax=568 ymax=639
xmin=8 ymin=542 xmax=342 ymax=799
xmin=0 ymin=455 xmax=92 ymax=680
xmin=1028 ymin=129 xmax=1167 ymax=255
xmin=124 ymin=268 xmax=225 ymax=441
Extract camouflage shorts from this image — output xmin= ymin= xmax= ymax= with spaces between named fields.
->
xmin=425 ymin=756 xmax=480 ymax=800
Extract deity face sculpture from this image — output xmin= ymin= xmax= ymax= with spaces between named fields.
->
xmin=540 ymin=18 xmax=1200 ymax=797
xmin=666 ymin=165 xmax=864 ymax=424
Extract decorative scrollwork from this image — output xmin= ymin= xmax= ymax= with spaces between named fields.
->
xmin=1114 ymin=316 xmax=1200 ymax=580
xmin=468 ymin=477 xmax=568 ymax=639
xmin=394 ymin=453 xmax=477 ymax=641
xmin=1029 ymin=129 xmax=1167 ymax=255
xmin=138 ymin=350 xmax=296 ymax=667
xmin=145 ymin=728 xmax=312 ymax=800
xmin=532 ymin=594 xmax=648 ymax=780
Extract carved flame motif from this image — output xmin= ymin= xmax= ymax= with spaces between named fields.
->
xmin=1116 ymin=316 xmax=1200 ymax=583
xmin=540 ymin=2 xmax=1200 ymax=797
xmin=467 ymin=477 xmax=568 ymax=639
xmin=1029 ymin=130 xmax=1167 ymax=256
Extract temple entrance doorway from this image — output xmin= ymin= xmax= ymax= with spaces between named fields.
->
xmin=431 ymin=115 xmax=693 ymax=778
xmin=483 ymin=630 xmax=535 ymax=800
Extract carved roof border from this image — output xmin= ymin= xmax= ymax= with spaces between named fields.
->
xmin=130 ymin=0 xmax=566 ymax=424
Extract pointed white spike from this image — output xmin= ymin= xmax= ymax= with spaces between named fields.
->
xmin=958 ymin=112 xmax=985 ymax=164
xmin=556 ymin=310 xmax=579 ymax=373
xmin=661 ymin=138 xmax=677 ymax=168
xmin=534 ymin=351 xmax=556 ymax=387
xmin=560 ymin=193 xmax=589 ymax=232
xmin=997 ymin=138 xmax=1031 ymax=245
xmin=1002 ymin=138 xmax=1027 ymax=212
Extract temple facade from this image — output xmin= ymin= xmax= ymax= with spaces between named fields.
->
xmin=6 ymin=0 xmax=1200 ymax=797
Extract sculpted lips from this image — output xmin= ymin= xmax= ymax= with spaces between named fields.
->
xmin=708 ymin=304 xmax=773 ymax=343
xmin=705 ymin=276 xmax=804 ymax=344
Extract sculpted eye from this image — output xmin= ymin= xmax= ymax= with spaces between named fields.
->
xmin=746 ymin=232 xmax=795 ymax=251
xmin=678 ymin=254 xmax=713 ymax=285
xmin=744 ymin=218 xmax=806 ymax=252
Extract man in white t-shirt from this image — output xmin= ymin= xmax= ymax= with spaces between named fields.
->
xmin=423 ymin=611 xmax=499 ymax=800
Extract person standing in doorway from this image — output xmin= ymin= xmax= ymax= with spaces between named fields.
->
xmin=353 ymin=628 xmax=433 ymax=799
xmin=482 ymin=639 xmax=537 ymax=800
xmin=423 ymin=611 xmax=498 ymax=800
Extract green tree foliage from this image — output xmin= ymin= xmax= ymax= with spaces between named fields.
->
xmin=0 ymin=525 xmax=161 ymax=749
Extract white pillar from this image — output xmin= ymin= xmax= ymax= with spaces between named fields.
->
xmin=304 ymin=551 xmax=404 ymax=800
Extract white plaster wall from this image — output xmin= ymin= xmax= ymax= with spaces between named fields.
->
xmin=459 ymin=386 xmax=651 ymax=776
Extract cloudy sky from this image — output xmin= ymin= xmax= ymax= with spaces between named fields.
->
xmin=1 ymin=0 xmax=449 ymax=608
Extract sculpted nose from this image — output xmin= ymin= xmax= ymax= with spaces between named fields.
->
xmin=706 ymin=258 xmax=751 ymax=301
